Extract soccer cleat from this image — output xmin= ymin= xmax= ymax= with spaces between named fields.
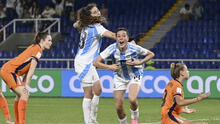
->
xmin=91 ymin=119 xmax=99 ymax=124
xmin=131 ymin=118 xmax=138 ymax=124
xmin=6 ymin=119 xmax=14 ymax=124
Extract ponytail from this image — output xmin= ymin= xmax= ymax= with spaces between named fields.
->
xmin=33 ymin=32 xmax=49 ymax=44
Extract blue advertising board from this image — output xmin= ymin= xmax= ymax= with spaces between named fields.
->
xmin=62 ymin=70 xmax=172 ymax=97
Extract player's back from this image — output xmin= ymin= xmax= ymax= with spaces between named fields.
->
xmin=2 ymin=44 xmax=42 ymax=75
xmin=161 ymin=80 xmax=184 ymax=116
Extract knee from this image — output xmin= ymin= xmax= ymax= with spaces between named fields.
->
xmin=20 ymin=89 xmax=29 ymax=100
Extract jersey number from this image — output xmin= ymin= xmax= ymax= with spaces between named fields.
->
xmin=79 ymin=31 xmax=87 ymax=49
xmin=161 ymin=89 xmax=167 ymax=107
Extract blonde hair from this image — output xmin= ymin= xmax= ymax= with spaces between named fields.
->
xmin=170 ymin=63 xmax=186 ymax=79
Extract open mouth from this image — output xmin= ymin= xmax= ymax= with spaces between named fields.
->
xmin=119 ymin=41 xmax=125 ymax=45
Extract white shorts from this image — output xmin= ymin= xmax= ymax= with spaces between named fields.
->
xmin=113 ymin=75 xmax=142 ymax=91
xmin=74 ymin=61 xmax=99 ymax=87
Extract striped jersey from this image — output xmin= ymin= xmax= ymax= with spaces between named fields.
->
xmin=75 ymin=23 xmax=107 ymax=65
xmin=100 ymin=42 xmax=149 ymax=80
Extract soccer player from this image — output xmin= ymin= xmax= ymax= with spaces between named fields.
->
xmin=161 ymin=63 xmax=210 ymax=124
xmin=0 ymin=32 xmax=52 ymax=124
xmin=73 ymin=3 xmax=116 ymax=124
xmin=93 ymin=28 xmax=155 ymax=124
xmin=0 ymin=89 xmax=14 ymax=124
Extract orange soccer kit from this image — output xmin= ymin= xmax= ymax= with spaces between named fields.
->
xmin=161 ymin=79 xmax=187 ymax=124
xmin=0 ymin=44 xmax=42 ymax=124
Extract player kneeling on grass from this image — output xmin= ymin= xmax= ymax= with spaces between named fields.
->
xmin=93 ymin=28 xmax=154 ymax=124
xmin=161 ymin=63 xmax=210 ymax=124
xmin=0 ymin=32 xmax=52 ymax=124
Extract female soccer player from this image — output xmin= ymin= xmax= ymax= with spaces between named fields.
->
xmin=161 ymin=63 xmax=210 ymax=124
xmin=73 ymin=3 xmax=115 ymax=124
xmin=0 ymin=32 xmax=52 ymax=124
xmin=93 ymin=28 xmax=155 ymax=124
xmin=0 ymin=88 xmax=14 ymax=124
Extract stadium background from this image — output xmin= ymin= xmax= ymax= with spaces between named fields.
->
xmin=0 ymin=0 xmax=220 ymax=123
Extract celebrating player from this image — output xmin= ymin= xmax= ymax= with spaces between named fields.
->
xmin=73 ymin=3 xmax=116 ymax=124
xmin=93 ymin=28 xmax=154 ymax=124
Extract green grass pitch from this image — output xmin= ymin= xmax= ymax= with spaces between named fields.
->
xmin=0 ymin=98 xmax=220 ymax=124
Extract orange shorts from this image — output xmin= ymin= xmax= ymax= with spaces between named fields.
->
xmin=0 ymin=68 xmax=23 ymax=90
xmin=161 ymin=113 xmax=189 ymax=124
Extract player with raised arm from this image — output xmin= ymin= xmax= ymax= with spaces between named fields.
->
xmin=93 ymin=28 xmax=154 ymax=124
xmin=73 ymin=3 xmax=115 ymax=124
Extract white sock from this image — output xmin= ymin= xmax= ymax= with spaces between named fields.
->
xmin=83 ymin=98 xmax=92 ymax=124
xmin=90 ymin=95 xmax=100 ymax=121
xmin=118 ymin=116 xmax=128 ymax=124
xmin=130 ymin=108 xmax=139 ymax=119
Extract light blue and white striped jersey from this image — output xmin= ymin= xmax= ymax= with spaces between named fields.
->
xmin=100 ymin=42 xmax=149 ymax=80
xmin=75 ymin=23 xmax=107 ymax=65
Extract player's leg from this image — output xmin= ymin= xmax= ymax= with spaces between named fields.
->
xmin=128 ymin=83 xmax=140 ymax=124
xmin=91 ymin=80 xmax=102 ymax=124
xmin=13 ymin=85 xmax=29 ymax=124
xmin=128 ymin=76 xmax=141 ymax=124
xmin=114 ymin=90 xmax=127 ymax=124
xmin=82 ymin=85 xmax=93 ymax=124
xmin=90 ymin=67 xmax=102 ymax=124
xmin=14 ymin=95 xmax=20 ymax=124
xmin=0 ymin=89 xmax=13 ymax=124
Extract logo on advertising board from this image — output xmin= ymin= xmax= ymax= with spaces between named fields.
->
xmin=61 ymin=70 xmax=172 ymax=97
xmin=1 ymin=70 xmax=61 ymax=97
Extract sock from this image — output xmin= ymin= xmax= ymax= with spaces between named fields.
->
xmin=0 ymin=96 xmax=11 ymax=120
xmin=118 ymin=116 xmax=128 ymax=124
xmin=18 ymin=100 xmax=27 ymax=124
xmin=14 ymin=100 xmax=19 ymax=124
xmin=82 ymin=98 xmax=92 ymax=124
xmin=90 ymin=95 xmax=100 ymax=121
xmin=130 ymin=108 xmax=139 ymax=119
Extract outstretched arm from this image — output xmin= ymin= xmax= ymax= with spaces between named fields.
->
xmin=102 ymin=30 xmax=116 ymax=40
xmin=175 ymin=93 xmax=210 ymax=106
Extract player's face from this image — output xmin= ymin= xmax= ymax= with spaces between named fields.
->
xmin=116 ymin=30 xmax=129 ymax=49
xmin=90 ymin=7 xmax=101 ymax=17
xmin=42 ymin=35 xmax=52 ymax=50
xmin=183 ymin=65 xmax=190 ymax=80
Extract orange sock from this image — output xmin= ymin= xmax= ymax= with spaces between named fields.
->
xmin=18 ymin=100 xmax=27 ymax=124
xmin=0 ymin=96 xmax=11 ymax=120
xmin=14 ymin=100 xmax=19 ymax=124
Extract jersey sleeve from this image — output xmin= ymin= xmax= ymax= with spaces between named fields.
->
xmin=173 ymin=84 xmax=183 ymax=97
xmin=96 ymin=24 xmax=107 ymax=37
xmin=100 ymin=44 xmax=115 ymax=59
xmin=31 ymin=46 xmax=42 ymax=62
xmin=135 ymin=45 xmax=149 ymax=56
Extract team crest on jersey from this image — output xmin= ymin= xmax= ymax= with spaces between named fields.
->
xmin=177 ymin=87 xmax=182 ymax=93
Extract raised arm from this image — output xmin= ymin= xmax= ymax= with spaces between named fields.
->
xmin=102 ymin=30 xmax=116 ymax=40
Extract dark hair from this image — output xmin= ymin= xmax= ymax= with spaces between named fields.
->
xmin=33 ymin=32 xmax=50 ymax=44
xmin=170 ymin=63 xmax=186 ymax=79
xmin=116 ymin=28 xmax=129 ymax=36
xmin=77 ymin=3 xmax=107 ymax=31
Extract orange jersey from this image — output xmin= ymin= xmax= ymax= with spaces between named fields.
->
xmin=161 ymin=80 xmax=184 ymax=123
xmin=1 ymin=44 xmax=42 ymax=76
